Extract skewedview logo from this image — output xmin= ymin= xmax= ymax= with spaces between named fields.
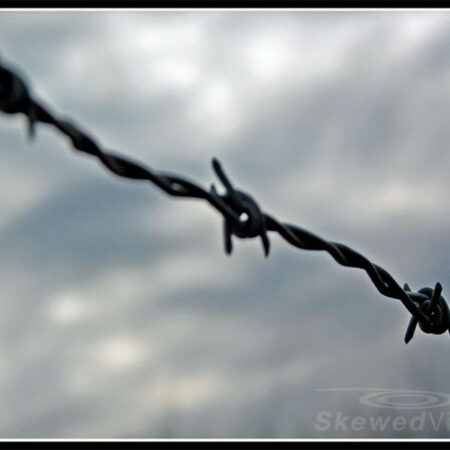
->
xmin=314 ymin=388 xmax=450 ymax=434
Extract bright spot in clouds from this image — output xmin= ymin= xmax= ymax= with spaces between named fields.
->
xmin=153 ymin=56 xmax=200 ymax=87
xmin=49 ymin=292 xmax=92 ymax=324
xmin=246 ymin=34 xmax=293 ymax=82
xmin=148 ymin=372 xmax=227 ymax=410
xmin=189 ymin=79 xmax=242 ymax=144
xmin=98 ymin=336 xmax=146 ymax=370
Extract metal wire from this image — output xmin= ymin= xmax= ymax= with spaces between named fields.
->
xmin=0 ymin=58 xmax=448 ymax=345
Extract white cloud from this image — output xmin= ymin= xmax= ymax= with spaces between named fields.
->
xmin=48 ymin=291 xmax=94 ymax=325
xmin=98 ymin=335 xmax=146 ymax=370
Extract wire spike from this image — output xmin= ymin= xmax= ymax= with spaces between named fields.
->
xmin=430 ymin=282 xmax=442 ymax=311
xmin=211 ymin=157 xmax=240 ymax=211
xmin=261 ymin=231 xmax=270 ymax=257
xmin=224 ymin=220 xmax=233 ymax=255
xmin=405 ymin=316 xmax=418 ymax=344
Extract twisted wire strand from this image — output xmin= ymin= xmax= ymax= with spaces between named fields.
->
xmin=0 ymin=58 xmax=448 ymax=344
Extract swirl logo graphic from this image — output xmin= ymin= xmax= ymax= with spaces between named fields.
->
xmin=317 ymin=388 xmax=450 ymax=410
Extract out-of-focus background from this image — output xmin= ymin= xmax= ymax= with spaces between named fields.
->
xmin=1 ymin=9 xmax=450 ymax=439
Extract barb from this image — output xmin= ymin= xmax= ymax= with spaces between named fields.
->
xmin=0 ymin=58 xmax=448 ymax=345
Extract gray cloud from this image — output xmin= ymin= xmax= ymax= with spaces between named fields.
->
xmin=1 ymin=9 xmax=450 ymax=438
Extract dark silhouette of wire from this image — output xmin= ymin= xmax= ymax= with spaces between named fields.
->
xmin=0 ymin=58 xmax=448 ymax=345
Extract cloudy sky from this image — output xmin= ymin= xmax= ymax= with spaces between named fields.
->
xmin=1 ymin=8 xmax=450 ymax=439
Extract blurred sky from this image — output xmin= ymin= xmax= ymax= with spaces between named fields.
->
xmin=1 ymin=9 xmax=450 ymax=439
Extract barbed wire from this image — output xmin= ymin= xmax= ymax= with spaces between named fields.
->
xmin=0 ymin=58 xmax=448 ymax=345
